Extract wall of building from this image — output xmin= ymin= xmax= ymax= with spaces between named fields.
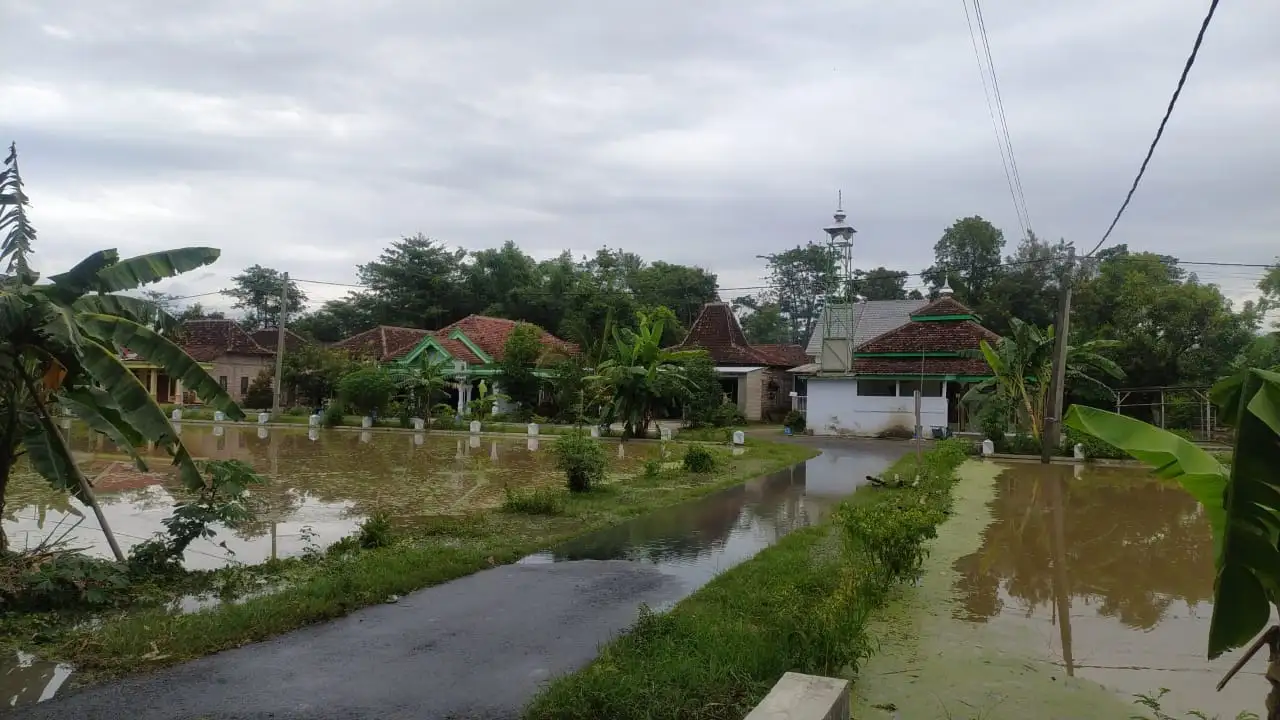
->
xmin=807 ymin=378 xmax=948 ymax=436
xmin=742 ymin=369 xmax=764 ymax=421
xmin=210 ymin=354 xmax=275 ymax=404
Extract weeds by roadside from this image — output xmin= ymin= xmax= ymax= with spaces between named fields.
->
xmin=502 ymin=487 xmax=565 ymax=515
xmin=1131 ymin=688 xmax=1259 ymax=720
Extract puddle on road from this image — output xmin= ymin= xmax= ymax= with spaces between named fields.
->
xmin=3 ymin=424 xmax=658 ymax=569
xmin=953 ymin=462 xmax=1267 ymax=717
xmin=2 ymin=652 xmax=72 ymax=709
xmin=520 ymin=442 xmax=902 ymax=597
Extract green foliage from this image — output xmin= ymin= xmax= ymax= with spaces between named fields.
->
xmin=589 ymin=311 xmax=699 ymax=438
xmin=241 ymin=369 xmax=274 ymax=409
xmin=356 ymin=512 xmax=396 ymax=549
xmin=848 ymin=266 xmax=911 ymax=301
xmin=499 ymin=322 xmax=544 ymax=409
xmin=978 ymin=398 xmax=1009 ymax=444
xmin=922 ymin=215 xmax=1005 ymax=302
xmin=1 ymin=551 xmax=131 ymax=610
xmin=642 ymin=459 xmax=662 ymax=479
xmin=711 ymin=402 xmax=746 ymax=428
xmin=322 ymin=400 xmax=345 ymax=428
xmin=734 ymin=300 xmax=791 ymax=344
xmin=676 ymin=350 xmax=723 ymax=428
xmin=388 ymin=356 xmax=449 ymax=424
xmin=127 ymin=459 xmax=264 ymax=574
xmin=222 ymin=265 xmax=307 ymax=331
xmin=337 ymin=367 xmax=394 ymax=416
xmin=501 ymin=486 xmax=565 ymax=515
xmin=1062 ymin=425 xmax=1125 ymax=459
xmin=877 ymin=424 xmax=915 ymax=440
xmin=783 ymin=410 xmax=806 ymax=433
xmin=282 ymin=344 xmax=359 ymax=407
xmin=840 ymin=501 xmax=945 ymax=582
xmin=465 ymin=380 xmax=509 ymax=421
xmin=554 ymin=430 xmax=608 ymax=493
xmin=682 ymin=445 xmax=717 ymax=473
xmin=753 ymin=243 xmax=839 ymax=344
xmin=1064 ymin=368 xmax=1280 ymax=660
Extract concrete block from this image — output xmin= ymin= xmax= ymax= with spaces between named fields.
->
xmin=214 ymin=411 xmax=226 ymax=422
xmin=469 ymin=420 xmax=481 ymax=434
xmin=412 ymin=417 xmax=425 ymax=431
xmin=981 ymin=439 xmax=995 ymax=456
xmin=1073 ymin=442 xmax=1085 ymax=460
xmin=257 ymin=412 xmax=269 ymax=425
xmin=590 ymin=426 xmax=600 ymax=438
xmin=744 ymin=672 xmax=850 ymax=720
xmin=309 ymin=414 xmax=321 ymax=427
xmin=732 ymin=430 xmax=745 ymax=446
xmin=528 ymin=423 xmax=539 ymax=436
xmin=361 ymin=416 xmax=373 ymax=429
xmin=171 ymin=408 xmax=182 ymax=421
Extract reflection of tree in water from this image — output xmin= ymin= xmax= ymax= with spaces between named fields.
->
xmin=550 ymin=465 xmax=808 ymax=563
xmin=0 ymin=655 xmax=67 ymax=708
xmin=953 ymin=463 xmax=1214 ymax=630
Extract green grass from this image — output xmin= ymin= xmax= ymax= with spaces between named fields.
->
xmin=13 ymin=440 xmax=816 ymax=686
xmin=524 ymin=440 xmax=970 ymax=720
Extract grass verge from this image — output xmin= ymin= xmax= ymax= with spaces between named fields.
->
xmin=524 ymin=439 xmax=971 ymax=720
xmin=7 ymin=439 xmax=816 ymax=687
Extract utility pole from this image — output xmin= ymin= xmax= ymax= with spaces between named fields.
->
xmin=1040 ymin=249 xmax=1075 ymax=464
xmin=271 ymin=271 xmax=289 ymax=419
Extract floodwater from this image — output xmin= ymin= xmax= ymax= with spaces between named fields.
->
xmin=3 ymin=423 xmax=658 ymax=569
xmin=521 ymin=440 xmax=903 ymax=599
xmin=953 ymin=462 xmax=1268 ymax=717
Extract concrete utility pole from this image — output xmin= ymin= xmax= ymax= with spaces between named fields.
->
xmin=271 ymin=271 xmax=289 ymax=419
xmin=1040 ymin=249 xmax=1076 ymax=464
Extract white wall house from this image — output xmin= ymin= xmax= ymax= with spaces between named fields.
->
xmin=806 ymin=377 xmax=948 ymax=437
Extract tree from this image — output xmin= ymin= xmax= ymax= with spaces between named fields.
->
xmin=388 ymin=356 xmax=450 ymax=427
xmin=291 ymin=294 xmax=387 ymax=343
xmin=922 ymin=216 xmax=1006 ymax=302
xmin=733 ymin=299 xmax=790 ymax=344
xmin=848 ymin=267 xmax=910 ymax=301
xmin=755 ymin=243 xmax=839 ymax=344
xmin=461 ymin=240 xmax=539 ymax=319
xmin=979 ymin=232 xmax=1072 ymax=336
xmin=223 ymin=265 xmax=307 ymax=331
xmin=499 ymin=322 xmax=544 ymax=411
xmin=242 ymin=369 xmax=274 ymax=409
xmin=963 ymin=318 xmax=1124 ymax=439
xmin=679 ymin=350 xmax=727 ymax=428
xmin=1065 ymin=368 xmax=1280 ymax=713
xmin=588 ymin=312 xmax=700 ymax=439
xmin=1259 ymin=261 xmax=1280 ymax=328
xmin=283 ymin=344 xmax=359 ymax=407
xmin=358 ymin=233 xmax=467 ymax=328
xmin=337 ymin=367 xmax=394 ymax=416
xmin=0 ymin=144 xmax=246 ymax=557
xmin=629 ymin=261 xmax=718 ymax=328
xmin=640 ymin=305 xmax=686 ymax=347
xmin=176 ymin=303 xmax=225 ymax=322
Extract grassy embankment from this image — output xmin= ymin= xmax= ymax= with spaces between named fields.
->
xmin=524 ymin=439 xmax=971 ymax=720
xmin=5 ymin=439 xmax=816 ymax=687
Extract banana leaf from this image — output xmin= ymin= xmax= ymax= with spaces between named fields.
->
xmin=93 ymin=247 xmax=220 ymax=292
xmin=1065 ymin=368 xmax=1280 ymax=659
xmin=46 ymin=249 xmax=119 ymax=295
xmin=75 ymin=339 xmax=206 ymax=491
xmin=20 ymin=414 xmax=86 ymax=502
xmin=74 ymin=293 xmax=182 ymax=334
xmin=58 ymin=386 xmax=150 ymax=472
xmin=75 ymin=313 xmax=244 ymax=419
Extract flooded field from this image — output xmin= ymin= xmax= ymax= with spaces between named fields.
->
xmin=854 ymin=459 xmax=1268 ymax=719
xmin=2 ymin=423 xmax=658 ymax=569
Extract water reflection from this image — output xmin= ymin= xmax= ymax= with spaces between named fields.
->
xmin=3 ymin=425 xmax=658 ymax=569
xmin=1 ymin=652 xmax=72 ymax=708
xmin=954 ymin=462 xmax=1261 ymax=715
xmin=522 ymin=441 xmax=902 ymax=595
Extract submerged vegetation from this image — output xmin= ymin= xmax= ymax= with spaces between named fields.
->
xmin=525 ymin=440 xmax=969 ymax=720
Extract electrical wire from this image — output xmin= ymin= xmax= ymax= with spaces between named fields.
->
xmin=972 ymin=0 xmax=1033 ymax=233
xmin=1085 ymin=0 xmax=1222 ymax=257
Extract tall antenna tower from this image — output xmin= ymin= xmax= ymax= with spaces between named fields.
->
xmin=822 ymin=191 xmax=857 ymax=373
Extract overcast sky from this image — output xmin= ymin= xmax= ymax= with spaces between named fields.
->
xmin=6 ymin=0 xmax=1278 ymax=314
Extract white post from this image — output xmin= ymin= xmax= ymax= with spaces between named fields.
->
xmin=361 ymin=416 xmax=373 ymax=429
xmin=412 ymin=417 xmax=425 ymax=431
xmin=981 ymin=439 xmax=995 ymax=456
xmin=527 ymin=422 xmax=539 ymax=436
xmin=732 ymin=430 xmax=745 ymax=446
xmin=1073 ymin=443 xmax=1085 ymax=460
xmin=469 ymin=420 xmax=481 ymax=434
xmin=257 ymin=412 xmax=269 ymax=425
xmin=308 ymin=427 xmax=319 ymax=441
xmin=257 ymin=426 xmax=269 ymax=440
xmin=528 ymin=437 xmax=540 ymax=452
xmin=309 ymin=413 xmax=320 ymax=427
xmin=171 ymin=408 xmax=182 ymax=421
xmin=590 ymin=426 xmax=600 ymax=438
xmin=360 ymin=430 xmax=371 ymax=443
xmin=214 ymin=410 xmax=226 ymax=422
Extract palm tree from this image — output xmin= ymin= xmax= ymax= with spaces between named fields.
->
xmin=963 ymin=318 xmax=1123 ymax=439
xmin=588 ymin=312 xmax=699 ymax=439
xmin=1 ymin=144 xmax=245 ymax=558
xmin=388 ymin=355 xmax=450 ymax=429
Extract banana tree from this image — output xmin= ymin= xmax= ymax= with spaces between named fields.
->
xmin=964 ymin=318 xmax=1123 ymax=439
xmin=1 ymin=144 xmax=245 ymax=559
xmin=588 ymin=312 xmax=699 ymax=439
xmin=1064 ymin=368 xmax=1280 ymax=717
xmin=388 ymin=355 xmax=450 ymax=429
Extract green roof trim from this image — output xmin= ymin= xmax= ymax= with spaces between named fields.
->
xmin=809 ymin=373 xmax=991 ymax=382
xmin=910 ymin=313 xmax=979 ymax=322
xmin=449 ymin=329 xmax=493 ymax=364
xmin=853 ymin=351 xmax=963 ymax=358
xmin=399 ymin=335 xmax=455 ymax=365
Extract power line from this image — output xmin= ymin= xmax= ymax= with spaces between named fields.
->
xmin=960 ymin=0 xmax=1029 ymax=239
xmin=1085 ymin=0 xmax=1222 ymax=257
xmin=972 ymin=0 xmax=1033 ymax=233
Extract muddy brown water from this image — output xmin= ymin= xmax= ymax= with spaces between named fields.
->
xmin=954 ymin=461 xmax=1266 ymax=716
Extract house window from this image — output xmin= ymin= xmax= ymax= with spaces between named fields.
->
xmin=857 ymin=380 xmax=897 ymax=397
xmin=219 ymin=376 xmax=228 ymax=390
xmin=898 ymin=380 xmax=944 ymax=397
xmin=240 ymin=376 xmax=249 ymax=396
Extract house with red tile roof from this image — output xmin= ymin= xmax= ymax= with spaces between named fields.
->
xmin=123 ymin=319 xmax=274 ymax=404
xmin=799 ymin=291 xmax=997 ymax=436
xmin=670 ymin=302 xmax=811 ymax=422
xmin=250 ymin=328 xmax=313 ymax=354
xmin=333 ymin=315 xmax=575 ymax=415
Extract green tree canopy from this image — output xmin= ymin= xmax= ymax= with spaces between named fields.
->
xmin=223 ymin=265 xmax=307 ymax=331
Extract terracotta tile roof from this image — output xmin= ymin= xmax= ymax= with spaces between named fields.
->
xmin=911 ymin=295 xmax=978 ymax=318
xmin=179 ymin=319 xmax=274 ymax=362
xmin=852 ymin=356 xmax=993 ymax=376
xmin=804 ymin=300 xmax=928 ymax=356
xmin=434 ymin=315 xmax=574 ymax=363
xmin=331 ymin=325 xmax=430 ymax=362
xmin=674 ymin=302 xmax=805 ymax=367
xmin=856 ymin=318 xmax=1001 ymax=355
xmin=250 ymin=328 xmax=311 ymax=353
xmin=433 ymin=336 xmax=483 ymax=365
xmin=752 ymin=344 xmax=811 ymax=367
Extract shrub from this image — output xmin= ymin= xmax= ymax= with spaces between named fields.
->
xmin=501 ymin=487 xmax=565 ymax=515
xmin=1 ymin=551 xmax=131 ymax=610
xmin=555 ymin=430 xmax=608 ymax=493
xmin=356 ymin=512 xmax=396 ymax=549
xmin=642 ymin=459 xmax=662 ymax=479
xmin=840 ymin=502 xmax=945 ymax=584
xmin=337 ymin=367 xmax=394 ymax=416
xmin=783 ymin=410 xmax=806 ymax=433
xmin=682 ymin=445 xmax=717 ymax=473
xmin=978 ymin=400 xmax=1009 ymax=444
xmin=1063 ymin=426 xmax=1126 ymax=460
xmin=711 ymin=402 xmax=746 ymax=428
xmin=242 ymin=369 xmax=275 ymax=410
xmin=877 ymin=424 xmax=914 ymax=440
xmin=322 ymin=400 xmax=345 ymax=428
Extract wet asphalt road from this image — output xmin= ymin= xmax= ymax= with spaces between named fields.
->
xmin=10 ymin=560 xmax=683 ymax=720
